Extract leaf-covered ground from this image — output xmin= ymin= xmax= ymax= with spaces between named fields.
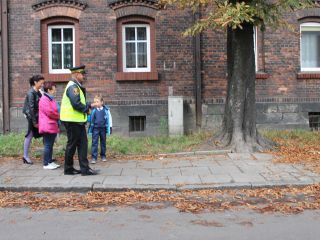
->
xmin=1 ymin=184 xmax=319 ymax=214
xmin=265 ymin=131 xmax=320 ymax=173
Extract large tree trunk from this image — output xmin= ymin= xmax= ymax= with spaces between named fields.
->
xmin=217 ymin=23 xmax=272 ymax=153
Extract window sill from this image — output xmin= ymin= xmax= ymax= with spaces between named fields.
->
xmin=115 ymin=72 xmax=159 ymax=81
xmin=42 ymin=73 xmax=70 ymax=82
xmin=297 ymin=72 xmax=320 ymax=79
xmin=256 ymin=72 xmax=269 ymax=79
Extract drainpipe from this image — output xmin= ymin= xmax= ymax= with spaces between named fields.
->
xmin=1 ymin=0 xmax=9 ymax=133
xmin=193 ymin=9 xmax=202 ymax=129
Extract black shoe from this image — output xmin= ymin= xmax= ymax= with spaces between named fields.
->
xmin=64 ymin=168 xmax=81 ymax=175
xmin=23 ymin=157 xmax=33 ymax=165
xmin=81 ymin=168 xmax=98 ymax=176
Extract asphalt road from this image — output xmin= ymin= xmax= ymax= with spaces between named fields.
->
xmin=0 ymin=207 xmax=319 ymax=240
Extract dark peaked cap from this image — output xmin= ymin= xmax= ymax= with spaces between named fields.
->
xmin=69 ymin=65 xmax=86 ymax=74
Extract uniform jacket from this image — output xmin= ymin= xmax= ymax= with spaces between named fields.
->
xmin=60 ymin=79 xmax=91 ymax=123
xmin=39 ymin=93 xmax=60 ymax=134
xmin=66 ymin=79 xmax=90 ymax=113
xmin=88 ymin=105 xmax=112 ymax=135
xmin=22 ymin=87 xmax=42 ymax=125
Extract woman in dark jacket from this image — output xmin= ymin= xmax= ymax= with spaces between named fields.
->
xmin=22 ymin=75 xmax=45 ymax=164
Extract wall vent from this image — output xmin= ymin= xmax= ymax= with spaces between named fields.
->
xmin=129 ymin=116 xmax=146 ymax=132
xmin=309 ymin=112 xmax=320 ymax=131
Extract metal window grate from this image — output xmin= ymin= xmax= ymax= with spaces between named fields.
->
xmin=129 ymin=116 xmax=146 ymax=132
xmin=308 ymin=112 xmax=320 ymax=131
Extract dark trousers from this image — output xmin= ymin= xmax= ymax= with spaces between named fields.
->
xmin=91 ymin=127 xmax=106 ymax=159
xmin=43 ymin=133 xmax=57 ymax=166
xmin=64 ymin=122 xmax=89 ymax=173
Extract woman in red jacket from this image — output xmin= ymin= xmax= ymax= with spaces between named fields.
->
xmin=38 ymin=81 xmax=60 ymax=170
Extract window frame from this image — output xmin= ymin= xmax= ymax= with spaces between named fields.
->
xmin=122 ymin=24 xmax=151 ymax=72
xmin=253 ymin=26 xmax=258 ymax=72
xmin=300 ymin=22 xmax=320 ymax=72
xmin=115 ymin=16 xmax=158 ymax=81
xmin=48 ymin=25 xmax=75 ymax=74
xmin=41 ymin=17 xmax=80 ymax=82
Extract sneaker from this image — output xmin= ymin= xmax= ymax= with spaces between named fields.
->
xmin=101 ymin=157 xmax=107 ymax=162
xmin=43 ymin=163 xmax=58 ymax=170
xmin=90 ymin=159 xmax=97 ymax=164
xmin=50 ymin=162 xmax=60 ymax=168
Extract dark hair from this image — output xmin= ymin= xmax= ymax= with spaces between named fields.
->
xmin=29 ymin=75 xmax=44 ymax=86
xmin=43 ymin=81 xmax=56 ymax=93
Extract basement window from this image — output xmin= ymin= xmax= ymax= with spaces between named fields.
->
xmin=129 ymin=116 xmax=146 ymax=132
xmin=308 ymin=112 xmax=320 ymax=131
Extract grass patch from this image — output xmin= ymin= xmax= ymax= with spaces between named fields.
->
xmin=0 ymin=131 xmax=211 ymax=158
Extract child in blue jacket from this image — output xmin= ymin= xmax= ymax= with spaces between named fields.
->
xmin=88 ymin=95 xmax=112 ymax=163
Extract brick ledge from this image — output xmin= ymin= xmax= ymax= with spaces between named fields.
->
xmin=115 ymin=72 xmax=159 ymax=81
xmin=297 ymin=72 xmax=320 ymax=79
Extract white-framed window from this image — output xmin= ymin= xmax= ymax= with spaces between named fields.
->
xmin=300 ymin=22 xmax=320 ymax=71
xmin=122 ymin=24 xmax=150 ymax=72
xmin=48 ymin=25 xmax=75 ymax=74
xmin=253 ymin=26 xmax=258 ymax=72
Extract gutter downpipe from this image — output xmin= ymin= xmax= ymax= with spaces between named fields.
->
xmin=193 ymin=9 xmax=202 ymax=129
xmin=1 ymin=0 xmax=9 ymax=133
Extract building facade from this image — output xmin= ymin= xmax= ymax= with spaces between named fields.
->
xmin=0 ymin=0 xmax=320 ymax=136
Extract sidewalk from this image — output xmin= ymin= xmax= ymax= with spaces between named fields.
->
xmin=0 ymin=152 xmax=319 ymax=192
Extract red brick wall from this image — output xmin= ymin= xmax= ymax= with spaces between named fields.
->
xmin=7 ymin=1 xmax=320 ymax=108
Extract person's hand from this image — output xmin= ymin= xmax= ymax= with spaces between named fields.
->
xmin=33 ymin=123 xmax=38 ymax=128
xmin=90 ymin=102 xmax=96 ymax=108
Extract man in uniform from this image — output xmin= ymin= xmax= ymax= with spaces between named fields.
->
xmin=60 ymin=65 xmax=97 ymax=176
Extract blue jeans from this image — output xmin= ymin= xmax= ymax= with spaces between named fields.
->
xmin=91 ymin=127 xmax=106 ymax=160
xmin=43 ymin=133 xmax=57 ymax=166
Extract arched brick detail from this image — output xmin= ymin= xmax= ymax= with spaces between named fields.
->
xmin=115 ymin=5 xmax=157 ymax=19
xmin=32 ymin=0 xmax=87 ymax=11
xmin=108 ymin=0 xmax=160 ymax=19
xmin=297 ymin=8 xmax=320 ymax=21
xmin=34 ymin=6 xmax=83 ymax=20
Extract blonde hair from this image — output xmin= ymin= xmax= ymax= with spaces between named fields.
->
xmin=94 ymin=94 xmax=104 ymax=103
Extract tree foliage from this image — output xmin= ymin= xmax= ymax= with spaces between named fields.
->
xmin=161 ymin=0 xmax=315 ymax=35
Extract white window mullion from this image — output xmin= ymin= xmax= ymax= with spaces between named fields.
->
xmin=135 ymin=27 xmax=138 ymax=69
xmin=61 ymin=29 xmax=64 ymax=71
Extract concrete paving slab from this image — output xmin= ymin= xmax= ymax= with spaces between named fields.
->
xmin=121 ymin=168 xmax=151 ymax=177
xmin=40 ymin=176 xmax=74 ymax=185
xmin=230 ymin=173 xmax=266 ymax=183
xmin=137 ymin=176 xmax=169 ymax=185
xmin=136 ymin=161 xmax=164 ymax=169
xmin=103 ymin=176 xmax=137 ymax=185
xmin=1 ymin=169 xmax=39 ymax=177
xmin=98 ymin=166 xmax=123 ymax=176
xmin=107 ymin=161 xmax=137 ymax=168
xmin=161 ymin=160 xmax=193 ymax=168
xmin=228 ymin=153 xmax=255 ymax=160
xmin=252 ymin=153 xmax=275 ymax=161
xmin=152 ymin=168 xmax=181 ymax=177
xmin=190 ymin=159 xmax=221 ymax=167
xmin=168 ymin=176 xmax=202 ymax=185
xmin=70 ymin=175 xmax=105 ymax=185
xmin=1 ymin=176 xmax=44 ymax=185
xmin=180 ymin=166 xmax=212 ymax=176
xmin=200 ymin=174 xmax=233 ymax=184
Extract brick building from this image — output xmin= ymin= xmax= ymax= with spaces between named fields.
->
xmin=0 ymin=0 xmax=320 ymax=135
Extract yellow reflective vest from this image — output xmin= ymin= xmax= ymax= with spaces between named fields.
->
xmin=60 ymin=81 xmax=87 ymax=122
